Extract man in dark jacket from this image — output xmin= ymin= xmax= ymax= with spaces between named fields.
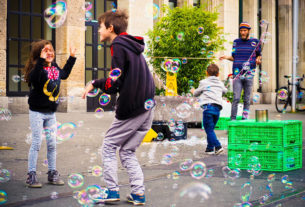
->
xmin=82 ymin=9 xmax=155 ymax=206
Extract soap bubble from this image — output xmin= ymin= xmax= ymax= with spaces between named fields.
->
xmin=144 ymin=99 xmax=155 ymax=110
xmin=94 ymin=107 xmax=104 ymax=119
xmin=57 ymin=122 xmax=76 ymax=142
xmin=251 ymin=41 xmax=257 ymax=47
xmin=179 ymin=182 xmax=211 ymax=201
xmin=85 ymin=11 xmax=93 ymax=21
xmin=83 ymin=2 xmax=92 ymax=11
xmin=198 ymin=26 xmax=204 ymax=34
xmin=156 ymin=132 xmax=164 ymax=141
xmin=161 ymin=154 xmax=173 ymax=165
xmin=44 ymin=1 xmax=67 ymax=28
xmin=240 ymin=182 xmax=252 ymax=202
xmin=174 ymin=122 xmax=185 ymax=137
xmin=109 ymin=68 xmax=122 ymax=80
xmin=176 ymin=103 xmax=192 ymax=119
xmin=0 ymin=108 xmax=12 ymax=121
xmin=190 ymin=162 xmax=207 ymax=179
xmin=182 ymin=58 xmax=187 ymax=64
xmin=0 ymin=191 xmax=7 ymax=205
xmin=0 ymin=169 xmax=11 ymax=183
xmin=171 ymin=59 xmax=182 ymax=73
xmin=249 ymin=142 xmax=259 ymax=151
xmin=172 ymin=171 xmax=180 ymax=180
xmin=87 ymin=83 xmax=100 ymax=97
xmin=161 ymin=59 xmax=173 ymax=72
xmin=252 ymin=94 xmax=260 ymax=103
xmin=267 ymin=173 xmax=276 ymax=182
xmin=91 ymin=165 xmax=103 ymax=177
xmin=12 ymin=75 xmax=21 ymax=83
xmin=180 ymin=159 xmax=193 ymax=171
xmin=176 ymin=32 xmax=185 ymax=41
xmin=207 ymin=51 xmax=214 ymax=58
xmin=261 ymin=32 xmax=272 ymax=43
xmin=152 ymin=3 xmax=160 ymax=19
xmin=277 ymin=88 xmax=288 ymax=100
xmin=99 ymin=93 xmax=111 ymax=106
xmin=68 ymin=173 xmax=84 ymax=188
xmin=205 ymin=169 xmax=214 ymax=178
xmin=50 ymin=191 xmax=59 ymax=200
xmin=202 ymin=35 xmax=210 ymax=43
xmin=200 ymin=48 xmax=206 ymax=55
xmin=260 ymin=19 xmax=269 ymax=28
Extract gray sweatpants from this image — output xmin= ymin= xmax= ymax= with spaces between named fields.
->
xmin=231 ymin=77 xmax=253 ymax=120
xmin=102 ymin=110 xmax=154 ymax=194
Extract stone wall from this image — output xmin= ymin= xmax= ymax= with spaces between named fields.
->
xmin=0 ymin=0 xmax=7 ymax=98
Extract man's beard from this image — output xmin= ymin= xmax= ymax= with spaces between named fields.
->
xmin=241 ymin=33 xmax=250 ymax=40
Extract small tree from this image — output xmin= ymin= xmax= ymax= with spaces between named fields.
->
xmin=146 ymin=4 xmax=225 ymax=94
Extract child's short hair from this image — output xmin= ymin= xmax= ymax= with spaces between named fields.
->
xmin=207 ymin=64 xmax=219 ymax=76
xmin=98 ymin=9 xmax=128 ymax=35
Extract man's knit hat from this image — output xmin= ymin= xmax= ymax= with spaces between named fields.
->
xmin=239 ymin=22 xmax=251 ymax=30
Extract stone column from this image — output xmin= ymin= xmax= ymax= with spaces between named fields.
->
xmin=261 ymin=0 xmax=276 ymax=104
xmin=242 ymin=0 xmax=260 ymax=99
xmin=56 ymin=0 xmax=86 ymax=112
xmin=298 ymin=0 xmax=305 ymax=82
xmin=0 ymin=0 xmax=7 ymax=108
xmin=206 ymin=0 xmax=239 ymax=81
xmin=119 ymin=0 xmax=154 ymax=36
xmin=278 ymin=0 xmax=292 ymax=88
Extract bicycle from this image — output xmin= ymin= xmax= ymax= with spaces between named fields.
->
xmin=275 ymin=74 xmax=305 ymax=112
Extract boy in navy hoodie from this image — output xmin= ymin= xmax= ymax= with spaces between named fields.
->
xmin=82 ymin=9 xmax=155 ymax=205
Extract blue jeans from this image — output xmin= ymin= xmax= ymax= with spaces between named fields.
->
xmin=231 ymin=77 xmax=253 ymax=120
xmin=202 ymin=104 xmax=221 ymax=150
xmin=28 ymin=110 xmax=57 ymax=172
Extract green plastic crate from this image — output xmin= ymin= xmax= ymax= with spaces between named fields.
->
xmin=202 ymin=116 xmax=242 ymax=130
xmin=228 ymin=120 xmax=302 ymax=148
xmin=228 ymin=145 xmax=302 ymax=172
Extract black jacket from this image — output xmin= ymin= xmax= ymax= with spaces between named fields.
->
xmin=92 ymin=34 xmax=155 ymax=120
xmin=28 ymin=56 xmax=76 ymax=112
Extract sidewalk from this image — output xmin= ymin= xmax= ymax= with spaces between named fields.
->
xmin=0 ymin=104 xmax=304 ymax=207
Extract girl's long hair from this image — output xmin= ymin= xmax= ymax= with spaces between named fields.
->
xmin=24 ymin=40 xmax=53 ymax=83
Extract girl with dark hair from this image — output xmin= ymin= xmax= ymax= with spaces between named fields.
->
xmin=24 ymin=40 xmax=76 ymax=188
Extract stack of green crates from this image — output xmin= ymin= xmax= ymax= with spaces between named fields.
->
xmin=228 ymin=120 xmax=302 ymax=172
xmin=201 ymin=116 xmax=242 ymax=130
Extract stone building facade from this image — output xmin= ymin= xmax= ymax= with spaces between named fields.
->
xmin=0 ymin=0 xmax=304 ymax=113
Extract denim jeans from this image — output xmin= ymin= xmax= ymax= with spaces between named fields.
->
xmin=231 ymin=77 xmax=253 ymax=120
xmin=28 ymin=110 xmax=57 ymax=172
xmin=202 ymin=104 xmax=221 ymax=150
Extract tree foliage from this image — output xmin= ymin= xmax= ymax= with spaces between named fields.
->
xmin=146 ymin=4 xmax=225 ymax=94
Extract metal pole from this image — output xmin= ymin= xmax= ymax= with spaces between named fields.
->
xmin=292 ymin=0 xmax=299 ymax=112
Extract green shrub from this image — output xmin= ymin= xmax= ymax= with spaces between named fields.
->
xmin=146 ymin=4 xmax=225 ymax=94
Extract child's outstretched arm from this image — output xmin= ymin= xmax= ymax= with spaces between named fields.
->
xmin=82 ymin=44 xmax=125 ymax=99
xmin=192 ymin=81 xmax=205 ymax=97
xmin=59 ymin=46 xmax=77 ymax=80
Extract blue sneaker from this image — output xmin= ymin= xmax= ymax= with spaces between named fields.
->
xmin=94 ymin=189 xmax=120 ymax=204
xmin=127 ymin=193 xmax=146 ymax=206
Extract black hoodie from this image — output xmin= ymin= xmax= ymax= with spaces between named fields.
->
xmin=92 ymin=34 xmax=155 ymax=120
xmin=28 ymin=56 xmax=76 ymax=112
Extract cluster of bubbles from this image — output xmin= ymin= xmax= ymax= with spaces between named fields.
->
xmin=84 ymin=1 xmax=93 ymax=21
xmin=73 ymin=185 xmax=109 ymax=205
xmin=0 ymin=108 xmax=12 ymax=121
xmin=44 ymin=1 xmax=67 ymax=28
xmin=161 ymin=59 xmax=182 ymax=73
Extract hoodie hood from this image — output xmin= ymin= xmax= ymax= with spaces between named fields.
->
xmin=200 ymin=76 xmax=220 ymax=84
xmin=111 ymin=33 xmax=145 ymax=55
